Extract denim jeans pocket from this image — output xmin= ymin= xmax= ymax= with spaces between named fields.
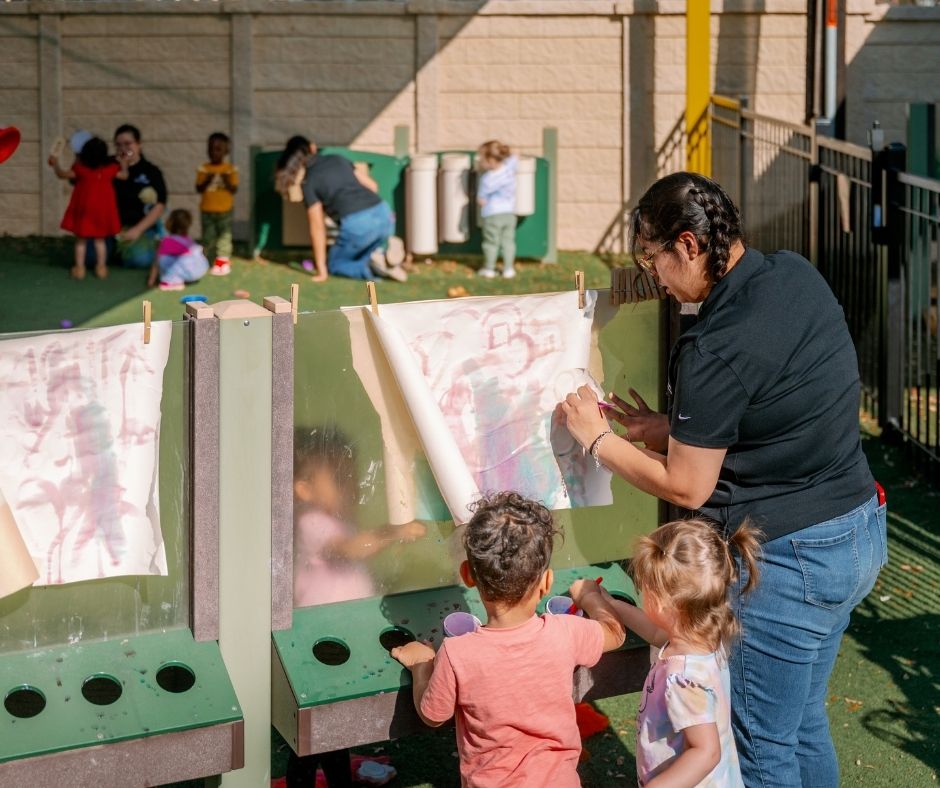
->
xmin=792 ymin=527 xmax=860 ymax=609
xmin=875 ymin=503 xmax=888 ymax=568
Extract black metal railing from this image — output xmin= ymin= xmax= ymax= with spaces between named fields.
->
xmin=702 ymin=96 xmax=940 ymax=480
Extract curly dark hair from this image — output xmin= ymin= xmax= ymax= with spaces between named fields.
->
xmin=463 ymin=492 xmax=560 ymax=604
xmin=630 ymin=172 xmax=744 ymax=283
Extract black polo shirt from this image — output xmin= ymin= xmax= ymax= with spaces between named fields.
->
xmin=668 ymin=247 xmax=874 ymax=540
xmin=301 ymin=154 xmax=380 ymax=224
xmin=114 ymin=155 xmax=167 ymax=228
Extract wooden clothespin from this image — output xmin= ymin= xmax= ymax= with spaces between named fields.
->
xmin=366 ymin=281 xmax=378 ymax=315
xmin=290 ymin=282 xmax=299 ymax=325
xmin=142 ymin=300 xmax=152 ymax=345
xmin=575 ymin=270 xmax=585 ymax=309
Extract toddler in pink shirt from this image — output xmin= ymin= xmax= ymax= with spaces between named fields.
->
xmin=392 ymin=492 xmax=625 ymax=787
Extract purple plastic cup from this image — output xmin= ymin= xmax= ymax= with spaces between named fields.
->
xmin=443 ymin=611 xmax=481 ymax=637
xmin=545 ymin=595 xmax=584 ymax=616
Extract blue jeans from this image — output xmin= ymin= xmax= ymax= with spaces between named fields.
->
xmin=729 ymin=493 xmax=887 ymax=787
xmin=328 ymin=201 xmax=393 ymax=280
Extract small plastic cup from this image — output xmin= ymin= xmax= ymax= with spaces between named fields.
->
xmin=545 ymin=595 xmax=584 ymax=616
xmin=443 ymin=611 xmax=481 ymax=637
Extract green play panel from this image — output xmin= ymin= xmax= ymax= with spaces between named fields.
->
xmin=274 ymin=563 xmax=645 ymax=709
xmin=0 ymin=628 xmax=241 ymax=763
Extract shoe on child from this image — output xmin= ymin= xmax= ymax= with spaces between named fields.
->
xmin=159 ymin=281 xmax=185 ymax=291
xmin=477 ymin=268 xmax=497 ymax=279
xmin=210 ymin=257 xmax=231 ymax=276
xmin=502 ymin=268 xmax=517 ymax=279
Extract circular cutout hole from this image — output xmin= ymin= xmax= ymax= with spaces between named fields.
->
xmin=312 ymin=638 xmax=351 ymax=666
xmin=4 ymin=686 xmax=46 ymax=719
xmin=156 ymin=663 xmax=196 ymax=694
xmin=379 ymin=627 xmax=416 ymax=652
xmin=611 ymin=593 xmax=636 ymax=606
xmin=81 ymin=674 xmax=122 ymax=706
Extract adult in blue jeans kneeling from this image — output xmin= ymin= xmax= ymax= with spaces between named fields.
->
xmin=275 ymin=135 xmax=406 ymax=283
xmin=560 ymin=172 xmax=887 ymax=787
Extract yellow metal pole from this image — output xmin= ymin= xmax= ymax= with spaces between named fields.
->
xmin=686 ymin=0 xmax=711 ymax=176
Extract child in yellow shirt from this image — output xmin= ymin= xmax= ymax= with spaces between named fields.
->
xmin=195 ymin=131 xmax=238 ymax=275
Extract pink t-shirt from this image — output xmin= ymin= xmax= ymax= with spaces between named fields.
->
xmin=292 ymin=507 xmax=374 ymax=607
xmin=421 ymin=614 xmax=604 ymax=788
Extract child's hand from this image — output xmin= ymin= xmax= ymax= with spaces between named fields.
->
xmin=569 ymin=578 xmax=601 ymax=605
xmin=395 ymin=520 xmax=426 ymax=543
xmin=391 ymin=640 xmax=435 ymax=670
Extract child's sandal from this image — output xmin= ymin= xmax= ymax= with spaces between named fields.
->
xmin=70 ymin=265 xmax=86 ymax=280
xmin=94 ymin=264 xmax=108 ymax=279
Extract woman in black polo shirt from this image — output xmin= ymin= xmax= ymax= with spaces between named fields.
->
xmin=275 ymin=135 xmax=405 ymax=283
xmin=561 ymin=172 xmax=886 ymax=788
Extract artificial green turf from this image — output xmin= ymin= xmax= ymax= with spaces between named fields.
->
xmin=0 ymin=236 xmax=617 ymax=335
xmin=3 ymin=238 xmax=935 ymax=786
xmin=318 ymin=430 xmax=939 ymax=787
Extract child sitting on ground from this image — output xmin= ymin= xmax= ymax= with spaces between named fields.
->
xmin=599 ymin=519 xmax=761 ymax=787
xmin=392 ymin=491 xmax=625 ymax=787
xmin=48 ymin=135 xmax=128 ymax=280
xmin=147 ymin=208 xmax=209 ymax=291
xmin=476 ymin=140 xmax=518 ymax=280
xmin=195 ymin=131 xmax=238 ymax=276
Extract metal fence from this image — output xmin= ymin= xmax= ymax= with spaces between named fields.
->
xmin=691 ymin=95 xmax=940 ymax=479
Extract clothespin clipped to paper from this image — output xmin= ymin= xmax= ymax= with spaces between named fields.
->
xmin=366 ymin=281 xmax=379 ymax=316
xmin=575 ymin=270 xmax=585 ymax=310
xmin=290 ymin=282 xmax=299 ymax=325
xmin=142 ymin=300 xmax=152 ymax=345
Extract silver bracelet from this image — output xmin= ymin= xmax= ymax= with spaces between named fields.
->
xmin=589 ymin=429 xmax=612 ymax=469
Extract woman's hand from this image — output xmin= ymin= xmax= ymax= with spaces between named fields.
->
xmin=605 ymin=389 xmax=670 ymax=453
xmin=560 ymin=385 xmax=611 ymax=450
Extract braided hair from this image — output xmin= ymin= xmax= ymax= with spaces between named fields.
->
xmin=630 ymin=172 xmax=743 ymax=283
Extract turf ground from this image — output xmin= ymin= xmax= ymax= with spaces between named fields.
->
xmin=1 ymin=238 xmax=936 ymax=786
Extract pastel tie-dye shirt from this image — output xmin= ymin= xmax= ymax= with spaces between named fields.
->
xmin=636 ymin=644 xmax=743 ymax=787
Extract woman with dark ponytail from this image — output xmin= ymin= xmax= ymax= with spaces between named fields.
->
xmin=561 ymin=171 xmax=887 ymax=787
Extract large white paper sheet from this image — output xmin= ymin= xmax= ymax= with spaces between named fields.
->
xmin=374 ymin=292 xmax=612 ymax=522
xmin=0 ymin=322 xmax=172 ymax=585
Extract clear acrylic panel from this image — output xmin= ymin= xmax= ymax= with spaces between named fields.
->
xmin=292 ymin=295 xmax=662 ymax=609
xmin=0 ymin=321 xmax=191 ymax=652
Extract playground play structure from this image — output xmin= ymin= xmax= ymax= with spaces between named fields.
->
xmin=2 ymin=4 xmax=939 ymax=787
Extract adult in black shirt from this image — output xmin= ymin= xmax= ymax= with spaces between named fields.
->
xmin=561 ymin=172 xmax=886 ymax=788
xmin=274 ymin=135 xmax=405 ymax=283
xmin=113 ymin=124 xmax=167 ymax=269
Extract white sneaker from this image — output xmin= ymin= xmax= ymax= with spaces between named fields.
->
xmin=386 ymin=236 xmax=405 ymax=267
xmin=502 ymin=268 xmax=517 ymax=279
xmin=370 ymin=253 xmax=408 ymax=282
xmin=477 ymin=268 xmax=497 ymax=279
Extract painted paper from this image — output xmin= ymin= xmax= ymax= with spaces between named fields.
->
xmin=0 ymin=322 xmax=172 ymax=585
xmin=372 ymin=291 xmax=612 ymax=522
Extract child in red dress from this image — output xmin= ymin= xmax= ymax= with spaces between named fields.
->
xmin=48 ymin=136 xmax=128 ymax=280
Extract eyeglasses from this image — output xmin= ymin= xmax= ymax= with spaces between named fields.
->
xmin=636 ymin=241 xmax=670 ymax=275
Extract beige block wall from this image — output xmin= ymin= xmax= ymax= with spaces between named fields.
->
xmin=0 ymin=15 xmax=40 ymax=234
xmin=846 ymin=4 xmax=940 ymax=147
xmin=253 ymin=14 xmax=416 ymax=155
xmin=437 ymin=14 xmax=623 ymax=250
xmin=0 ymin=0 xmax=934 ymax=250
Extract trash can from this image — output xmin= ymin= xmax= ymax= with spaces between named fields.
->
xmin=406 ymin=154 xmax=438 ymax=255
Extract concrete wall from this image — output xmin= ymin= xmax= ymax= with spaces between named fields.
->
xmin=0 ymin=0 xmax=933 ymax=251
